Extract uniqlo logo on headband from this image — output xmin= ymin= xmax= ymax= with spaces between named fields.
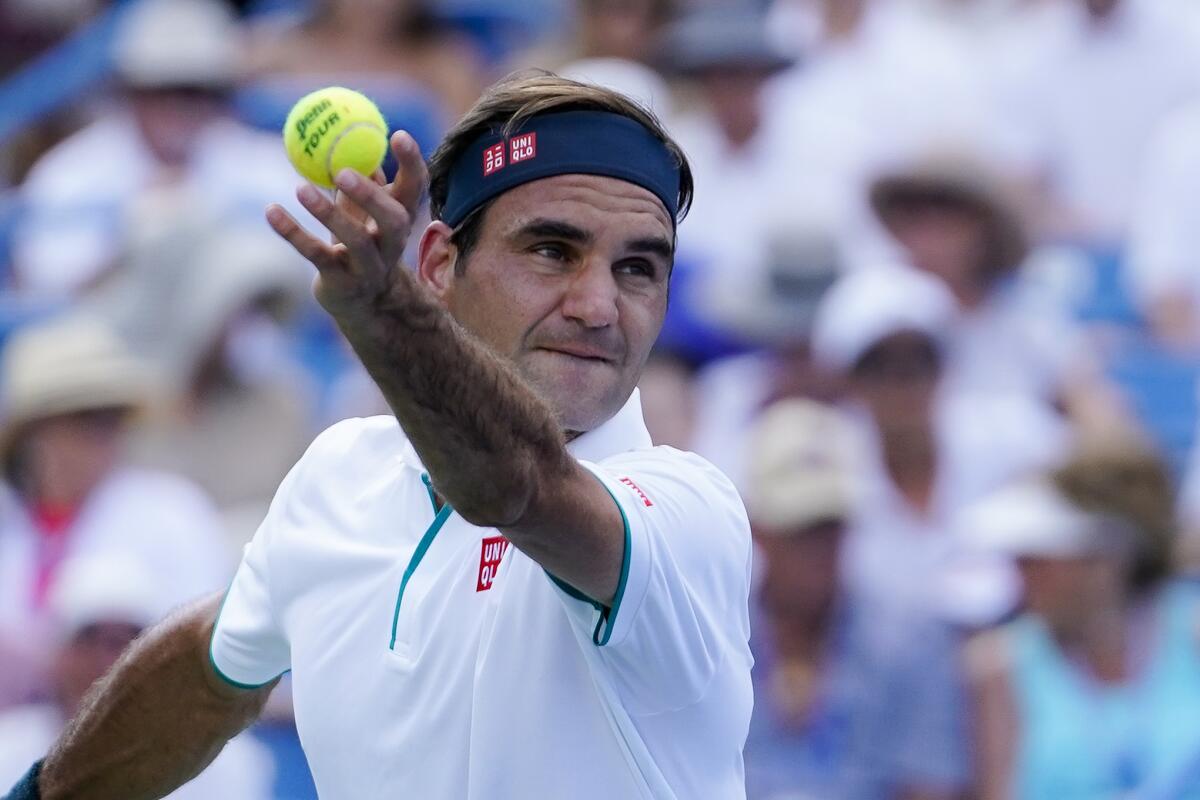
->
xmin=483 ymin=142 xmax=506 ymax=176
xmin=510 ymin=133 xmax=537 ymax=164
xmin=477 ymin=535 xmax=510 ymax=591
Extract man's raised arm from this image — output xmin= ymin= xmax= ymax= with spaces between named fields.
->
xmin=267 ymin=132 xmax=627 ymax=604
xmin=16 ymin=594 xmax=273 ymax=800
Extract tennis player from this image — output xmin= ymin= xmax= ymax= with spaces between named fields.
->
xmin=6 ymin=74 xmax=753 ymax=800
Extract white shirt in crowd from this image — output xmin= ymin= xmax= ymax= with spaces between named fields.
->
xmin=0 ymin=704 xmax=273 ymax=800
xmin=211 ymin=390 xmax=754 ymax=800
xmin=0 ymin=468 xmax=231 ymax=706
xmin=842 ymin=391 xmax=1069 ymax=626
xmin=1128 ymin=102 xmax=1200 ymax=325
xmin=13 ymin=113 xmax=310 ymax=298
xmin=986 ymin=0 xmax=1200 ymax=239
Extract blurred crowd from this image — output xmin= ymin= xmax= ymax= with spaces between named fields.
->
xmin=3 ymin=0 xmax=1200 ymax=798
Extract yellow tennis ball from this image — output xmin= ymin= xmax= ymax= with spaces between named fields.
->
xmin=283 ymin=87 xmax=389 ymax=188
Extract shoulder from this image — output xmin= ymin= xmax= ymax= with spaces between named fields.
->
xmin=599 ymin=446 xmax=744 ymax=509
xmin=302 ymin=415 xmax=406 ymax=466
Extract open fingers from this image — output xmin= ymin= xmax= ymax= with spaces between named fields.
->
xmin=266 ymin=203 xmax=344 ymax=273
xmin=389 ymin=131 xmax=429 ymax=219
xmin=332 ymin=170 xmax=412 ymax=263
xmin=296 ymin=183 xmax=381 ymax=268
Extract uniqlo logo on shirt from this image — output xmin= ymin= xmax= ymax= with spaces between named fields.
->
xmin=509 ymin=132 xmax=537 ymax=164
xmin=477 ymin=536 xmax=510 ymax=591
xmin=482 ymin=142 xmax=506 ymax=176
xmin=619 ymin=477 xmax=653 ymax=507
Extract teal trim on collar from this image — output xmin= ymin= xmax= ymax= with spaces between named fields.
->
xmin=420 ymin=472 xmax=440 ymax=512
xmin=389 ymin=502 xmax=454 ymax=649
xmin=208 ymin=585 xmax=288 ymax=691
xmin=594 ymin=479 xmax=632 ymax=646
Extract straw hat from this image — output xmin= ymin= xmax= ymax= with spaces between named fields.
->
xmin=869 ymin=154 xmax=1030 ymax=276
xmin=746 ymin=399 xmax=859 ymax=533
xmin=0 ymin=314 xmax=153 ymax=457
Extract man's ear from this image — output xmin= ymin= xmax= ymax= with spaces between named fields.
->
xmin=417 ymin=221 xmax=458 ymax=300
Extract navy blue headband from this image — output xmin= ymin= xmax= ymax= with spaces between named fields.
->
xmin=440 ymin=110 xmax=682 ymax=228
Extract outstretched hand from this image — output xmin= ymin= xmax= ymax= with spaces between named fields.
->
xmin=266 ymin=131 xmax=429 ymax=323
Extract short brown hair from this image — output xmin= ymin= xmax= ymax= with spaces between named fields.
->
xmin=427 ymin=72 xmax=694 ymax=229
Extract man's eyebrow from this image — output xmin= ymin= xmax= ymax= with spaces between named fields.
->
xmin=626 ymin=236 xmax=674 ymax=262
xmin=511 ymin=219 xmax=593 ymax=244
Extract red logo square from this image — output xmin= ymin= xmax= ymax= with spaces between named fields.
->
xmin=483 ymin=142 xmax=506 ymax=176
xmin=477 ymin=535 xmax=510 ymax=591
xmin=509 ymin=132 xmax=537 ymax=164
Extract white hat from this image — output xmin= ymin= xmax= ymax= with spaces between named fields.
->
xmin=746 ymin=399 xmax=858 ymax=532
xmin=810 ymin=263 xmax=957 ymax=372
xmin=47 ymin=556 xmax=164 ymax=638
xmin=112 ymin=0 xmax=240 ymax=89
xmin=962 ymin=479 xmax=1132 ymax=558
xmin=0 ymin=314 xmax=153 ymax=455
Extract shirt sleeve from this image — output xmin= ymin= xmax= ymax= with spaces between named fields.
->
xmin=208 ymin=429 xmax=321 ymax=688
xmin=553 ymin=447 xmax=753 ymax=715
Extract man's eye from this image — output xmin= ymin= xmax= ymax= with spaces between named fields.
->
xmin=533 ymin=243 xmax=566 ymax=260
xmin=616 ymin=261 xmax=655 ymax=278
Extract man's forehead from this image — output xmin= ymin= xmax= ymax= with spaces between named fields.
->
xmin=494 ymin=174 xmax=674 ymax=238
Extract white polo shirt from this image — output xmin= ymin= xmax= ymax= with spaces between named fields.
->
xmin=211 ymin=390 xmax=753 ymax=799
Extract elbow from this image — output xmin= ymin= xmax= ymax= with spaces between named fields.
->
xmin=449 ymin=461 xmax=539 ymax=529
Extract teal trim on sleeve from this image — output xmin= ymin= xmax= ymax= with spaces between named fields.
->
xmin=546 ymin=571 xmax=604 ymax=610
xmin=389 ymin=503 xmax=454 ymax=649
xmin=594 ymin=478 xmax=632 ymax=646
xmin=542 ymin=476 xmax=633 ymax=646
xmin=208 ymin=586 xmax=288 ymax=691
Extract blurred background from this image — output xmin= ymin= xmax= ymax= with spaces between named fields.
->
xmin=3 ymin=0 xmax=1200 ymax=797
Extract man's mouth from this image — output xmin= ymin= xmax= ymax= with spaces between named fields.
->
xmin=539 ymin=345 xmax=616 ymax=363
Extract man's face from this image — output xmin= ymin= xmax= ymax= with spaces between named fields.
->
xmin=433 ymin=175 xmax=674 ymax=434
xmin=848 ymin=331 xmax=941 ymax=432
xmin=755 ymin=520 xmax=845 ymax=619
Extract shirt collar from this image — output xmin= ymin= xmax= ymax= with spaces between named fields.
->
xmin=565 ymin=388 xmax=653 ymax=462
xmin=396 ymin=388 xmax=652 ymax=469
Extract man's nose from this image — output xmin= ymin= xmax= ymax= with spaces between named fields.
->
xmin=561 ymin=260 xmax=619 ymax=328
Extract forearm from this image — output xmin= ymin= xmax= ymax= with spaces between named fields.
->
xmin=39 ymin=595 xmax=272 ymax=800
xmin=338 ymin=270 xmax=569 ymax=526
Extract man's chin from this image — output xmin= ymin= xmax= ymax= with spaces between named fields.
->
xmin=523 ymin=370 xmax=631 ymax=435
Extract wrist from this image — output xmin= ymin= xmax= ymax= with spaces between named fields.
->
xmin=4 ymin=760 xmax=42 ymax=800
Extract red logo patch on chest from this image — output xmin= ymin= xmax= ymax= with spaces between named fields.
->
xmin=477 ymin=535 xmax=510 ymax=591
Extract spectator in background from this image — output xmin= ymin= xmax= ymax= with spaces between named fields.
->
xmin=766 ymin=0 xmax=1000 ymax=181
xmin=1128 ymin=102 xmax=1200 ymax=351
xmin=811 ymin=263 xmax=1066 ymax=625
xmin=85 ymin=211 xmax=316 ymax=547
xmin=986 ymin=0 xmax=1200 ymax=242
xmin=868 ymin=154 xmax=1119 ymax=427
xmin=518 ymin=0 xmax=674 ymax=73
xmin=965 ymin=438 xmax=1200 ymax=800
xmin=11 ymin=0 xmax=306 ymax=300
xmin=243 ymin=0 xmax=486 ymax=119
xmin=0 ymin=314 xmax=229 ymax=708
xmin=0 ymin=556 xmax=273 ymax=799
xmin=687 ymin=224 xmax=844 ymax=489
xmin=744 ymin=398 xmax=970 ymax=800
